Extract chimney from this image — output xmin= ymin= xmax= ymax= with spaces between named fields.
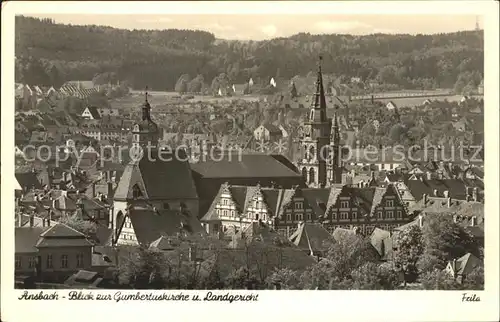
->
xmin=52 ymin=199 xmax=56 ymax=210
xmin=471 ymin=216 xmax=477 ymax=227
xmin=418 ymin=214 xmax=424 ymax=228
xmin=433 ymin=189 xmax=438 ymax=196
xmin=443 ymin=190 xmax=449 ymax=199
xmin=437 ymin=171 xmax=443 ymax=180
xmin=472 ymin=188 xmax=478 ymax=202
xmin=29 ymin=214 xmax=34 ymax=228
xmin=426 ymin=172 xmax=432 ymax=180
xmin=447 ymin=196 xmax=452 ymax=208
xmin=423 ymin=193 xmax=428 ymax=205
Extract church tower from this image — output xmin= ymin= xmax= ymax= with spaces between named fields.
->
xmin=131 ymin=88 xmax=159 ymax=150
xmin=298 ymin=56 xmax=331 ymax=188
xmin=329 ymin=106 xmax=342 ymax=184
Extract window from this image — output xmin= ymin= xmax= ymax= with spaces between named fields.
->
xmin=340 ymin=201 xmax=349 ymax=209
xmin=256 ymin=201 xmax=260 ymax=208
xmin=396 ymin=211 xmax=402 ymax=219
xmin=223 ymin=210 xmax=228 ymax=217
xmin=15 ymin=256 xmax=21 ymax=269
xmin=340 ymin=212 xmax=349 ymax=220
xmin=287 ymin=213 xmax=292 ymax=221
xmin=132 ymin=184 xmax=142 ymax=199
xmin=76 ymin=253 xmax=84 ymax=268
xmin=247 ymin=212 xmax=252 ymax=218
xmin=223 ymin=199 xmax=228 ymax=205
xmin=377 ymin=211 xmax=383 ymax=219
xmin=352 ymin=212 xmax=357 ymax=220
xmin=46 ymin=254 xmax=53 ymax=268
xmin=307 ymin=213 xmax=312 ymax=221
xmin=386 ymin=200 xmax=394 ymax=207
xmin=61 ymin=255 xmax=68 ymax=268
xmin=255 ymin=213 xmax=259 ymax=220
xmin=28 ymin=257 xmax=36 ymax=269
xmin=332 ymin=212 xmax=337 ymax=220
xmin=216 ymin=209 xmax=220 ymax=215
xmin=231 ymin=210 xmax=235 ymax=217
xmin=295 ymin=202 xmax=303 ymax=210
xmin=262 ymin=214 xmax=266 ymax=221
xmin=387 ymin=211 xmax=394 ymax=219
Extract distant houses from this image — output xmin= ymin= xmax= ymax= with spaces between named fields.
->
xmin=253 ymin=123 xmax=288 ymax=142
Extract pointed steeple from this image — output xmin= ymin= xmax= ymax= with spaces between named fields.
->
xmin=311 ymin=55 xmax=327 ymax=123
xmin=331 ymin=106 xmax=340 ymax=145
xmin=142 ymin=86 xmax=151 ymax=121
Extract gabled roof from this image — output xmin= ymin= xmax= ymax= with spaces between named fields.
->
xmin=370 ymin=228 xmax=393 ymax=260
xmin=35 ymin=223 xmax=94 ymax=248
xmin=449 ymin=253 xmax=481 ymax=276
xmin=114 ymin=149 xmax=198 ymax=201
xmin=259 ymin=123 xmax=282 ymax=134
xmin=325 ymin=184 xmax=346 ymax=211
xmin=229 ymin=221 xmax=287 ymax=248
xmin=332 ymin=227 xmax=357 ymax=242
xmin=125 ymin=205 xmax=205 ymax=245
xmin=289 ymin=222 xmax=332 ymax=254
xmin=39 ymin=223 xmax=86 ymax=238
xmin=15 ymin=172 xmax=42 ymax=190
xmin=84 ymin=106 xmax=101 ymax=119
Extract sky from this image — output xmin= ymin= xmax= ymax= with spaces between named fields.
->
xmin=26 ymin=14 xmax=482 ymax=40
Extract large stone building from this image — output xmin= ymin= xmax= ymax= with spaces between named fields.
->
xmin=297 ymin=56 xmax=344 ymax=188
xmin=111 ymin=92 xmax=201 ymax=246
xmin=201 ymin=182 xmax=412 ymax=237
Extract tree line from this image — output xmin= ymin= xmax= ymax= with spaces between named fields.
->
xmin=16 ymin=16 xmax=483 ymax=92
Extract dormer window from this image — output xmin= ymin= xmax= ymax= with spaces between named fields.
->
xmin=132 ymin=184 xmax=143 ymax=199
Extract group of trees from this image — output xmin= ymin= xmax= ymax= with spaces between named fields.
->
xmin=16 ymin=16 xmax=483 ymax=92
xmin=393 ymin=214 xmax=483 ymax=290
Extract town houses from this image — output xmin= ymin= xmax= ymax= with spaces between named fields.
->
xmin=13 ymin=56 xmax=485 ymax=290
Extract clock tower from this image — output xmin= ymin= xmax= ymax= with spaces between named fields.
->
xmin=130 ymin=88 xmax=159 ymax=160
xmin=298 ymin=56 xmax=331 ymax=188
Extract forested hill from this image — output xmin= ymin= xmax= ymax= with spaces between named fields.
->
xmin=15 ymin=15 xmax=483 ymax=92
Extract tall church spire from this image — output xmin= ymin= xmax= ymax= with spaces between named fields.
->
xmin=330 ymin=106 xmax=342 ymax=184
xmin=310 ymin=55 xmax=327 ymax=123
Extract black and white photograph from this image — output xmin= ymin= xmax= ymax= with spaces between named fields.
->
xmin=1 ymin=1 xmax=499 ymax=321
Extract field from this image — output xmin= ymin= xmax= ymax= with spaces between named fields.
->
xmin=113 ymin=89 xmax=484 ymax=112
xmin=116 ymin=91 xmax=262 ymax=111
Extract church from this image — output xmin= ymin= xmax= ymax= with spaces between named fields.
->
xmin=110 ymin=92 xmax=202 ymax=246
xmin=296 ymin=56 xmax=346 ymax=188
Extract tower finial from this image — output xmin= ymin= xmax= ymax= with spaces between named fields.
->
xmin=145 ymin=86 xmax=149 ymax=103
